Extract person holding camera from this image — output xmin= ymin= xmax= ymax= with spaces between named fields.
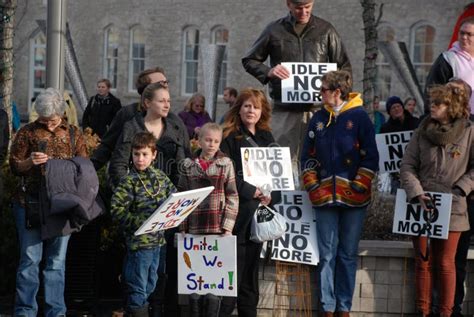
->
xmin=400 ymin=84 xmax=474 ymax=317
xmin=9 ymin=88 xmax=88 ymax=317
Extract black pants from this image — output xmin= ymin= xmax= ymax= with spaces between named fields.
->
xmin=453 ymin=195 xmax=474 ymax=314
xmin=219 ymin=239 xmax=262 ymax=317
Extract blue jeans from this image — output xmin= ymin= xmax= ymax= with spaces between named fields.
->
xmin=123 ymin=246 xmax=162 ymax=310
xmin=316 ymin=206 xmax=366 ymax=312
xmin=14 ymin=203 xmax=70 ymax=317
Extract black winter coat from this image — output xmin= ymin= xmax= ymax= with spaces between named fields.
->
xmin=109 ymin=112 xmax=189 ymax=186
xmin=380 ymin=111 xmax=420 ymax=134
xmin=220 ymin=126 xmax=281 ymax=243
xmin=82 ymin=93 xmax=122 ymax=138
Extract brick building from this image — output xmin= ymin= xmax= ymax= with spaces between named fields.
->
xmin=11 ymin=0 xmax=469 ymax=119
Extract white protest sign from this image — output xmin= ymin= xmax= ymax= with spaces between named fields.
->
xmin=134 ymin=187 xmax=214 ymax=236
xmin=281 ymin=62 xmax=337 ymax=103
xmin=376 ymin=131 xmax=414 ymax=173
xmin=392 ymin=189 xmax=452 ymax=239
xmin=271 ymin=191 xmax=319 ymax=265
xmin=241 ymin=147 xmax=294 ymax=191
xmin=177 ymin=234 xmax=237 ymax=297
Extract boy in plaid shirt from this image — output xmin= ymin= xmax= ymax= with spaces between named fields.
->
xmin=178 ymin=123 xmax=239 ymax=316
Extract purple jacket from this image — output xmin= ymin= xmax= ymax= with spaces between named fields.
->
xmin=178 ymin=110 xmax=212 ymax=138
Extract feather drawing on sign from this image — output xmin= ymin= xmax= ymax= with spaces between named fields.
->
xmin=183 ymin=251 xmax=192 ymax=270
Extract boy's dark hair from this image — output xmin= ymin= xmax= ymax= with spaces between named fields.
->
xmin=224 ymin=87 xmax=238 ymax=97
xmin=132 ymin=132 xmax=157 ymax=152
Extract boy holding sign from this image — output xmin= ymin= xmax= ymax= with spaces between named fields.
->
xmin=178 ymin=123 xmax=239 ymax=316
xmin=111 ymin=132 xmax=176 ymax=316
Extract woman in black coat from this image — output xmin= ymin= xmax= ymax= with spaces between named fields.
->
xmin=219 ymin=88 xmax=279 ymax=317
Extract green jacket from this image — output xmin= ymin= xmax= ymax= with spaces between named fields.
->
xmin=111 ymin=166 xmax=176 ymax=250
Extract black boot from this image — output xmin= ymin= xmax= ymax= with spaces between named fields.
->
xmin=203 ymin=293 xmax=221 ymax=317
xmin=128 ymin=305 xmax=149 ymax=317
xmin=189 ymin=293 xmax=201 ymax=317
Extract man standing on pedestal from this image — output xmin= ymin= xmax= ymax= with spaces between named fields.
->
xmin=242 ymin=0 xmax=351 ymax=156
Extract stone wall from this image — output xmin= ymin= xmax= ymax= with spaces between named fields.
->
xmin=255 ymin=240 xmax=474 ymax=316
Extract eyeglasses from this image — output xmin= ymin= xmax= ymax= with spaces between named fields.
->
xmin=320 ymin=87 xmax=332 ymax=93
xmin=459 ymin=30 xmax=474 ymax=38
xmin=157 ymin=80 xmax=169 ymax=86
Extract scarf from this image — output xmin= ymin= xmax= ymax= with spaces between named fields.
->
xmin=420 ymin=116 xmax=468 ymax=146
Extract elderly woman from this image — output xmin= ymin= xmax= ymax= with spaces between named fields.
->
xmin=400 ymin=84 xmax=474 ymax=317
xmin=9 ymin=88 xmax=88 ymax=317
xmin=178 ymin=93 xmax=212 ymax=139
xmin=219 ymin=88 xmax=279 ymax=317
xmin=301 ymin=70 xmax=379 ymax=317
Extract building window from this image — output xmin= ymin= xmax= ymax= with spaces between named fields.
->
xmin=129 ymin=26 xmax=146 ymax=92
xmin=29 ymin=32 xmax=46 ymax=110
xmin=411 ymin=23 xmax=436 ymax=89
xmin=104 ymin=26 xmax=119 ymax=89
xmin=376 ymin=25 xmax=396 ymax=101
xmin=182 ymin=27 xmax=200 ymax=95
xmin=211 ymin=26 xmax=229 ymax=95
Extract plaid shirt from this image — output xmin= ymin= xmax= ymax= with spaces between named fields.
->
xmin=111 ymin=166 xmax=176 ymax=251
xmin=178 ymin=151 xmax=239 ymax=234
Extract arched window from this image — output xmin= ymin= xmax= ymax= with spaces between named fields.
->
xmin=29 ymin=32 xmax=46 ymax=110
xmin=411 ymin=23 xmax=436 ymax=89
xmin=376 ymin=25 xmax=396 ymax=101
xmin=182 ymin=26 xmax=200 ymax=95
xmin=129 ymin=26 xmax=146 ymax=92
xmin=104 ymin=25 xmax=119 ymax=89
xmin=211 ymin=26 xmax=229 ymax=95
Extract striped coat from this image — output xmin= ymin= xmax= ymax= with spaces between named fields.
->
xmin=178 ymin=151 xmax=239 ymax=234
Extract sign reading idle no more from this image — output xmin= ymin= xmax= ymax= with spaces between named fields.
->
xmin=281 ymin=62 xmax=337 ymax=103
xmin=134 ymin=187 xmax=214 ymax=236
xmin=271 ymin=191 xmax=319 ymax=265
xmin=241 ymin=147 xmax=294 ymax=192
xmin=392 ymin=189 xmax=452 ymax=239
xmin=376 ymin=131 xmax=414 ymax=173
xmin=177 ymin=234 xmax=237 ymax=297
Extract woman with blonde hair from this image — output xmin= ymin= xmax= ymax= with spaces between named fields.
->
xmin=401 ymin=84 xmax=474 ymax=317
xmin=179 ymin=93 xmax=212 ymax=139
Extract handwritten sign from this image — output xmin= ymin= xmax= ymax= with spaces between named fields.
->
xmin=241 ymin=147 xmax=294 ymax=191
xmin=134 ymin=187 xmax=214 ymax=236
xmin=271 ymin=191 xmax=319 ymax=265
xmin=392 ymin=189 xmax=452 ymax=239
xmin=281 ymin=62 xmax=337 ymax=103
xmin=376 ymin=131 xmax=414 ymax=173
xmin=177 ymin=234 xmax=237 ymax=296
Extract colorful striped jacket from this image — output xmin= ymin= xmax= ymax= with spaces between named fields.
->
xmin=111 ymin=166 xmax=176 ymax=251
xmin=178 ymin=150 xmax=239 ymax=234
xmin=301 ymin=93 xmax=379 ymax=207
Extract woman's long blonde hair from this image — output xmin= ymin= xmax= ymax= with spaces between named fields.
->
xmin=222 ymin=88 xmax=272 ymax=138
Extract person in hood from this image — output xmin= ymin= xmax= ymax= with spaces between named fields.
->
xmin=301 ymin=70 xmax=379 ymax=317
xmin=425 ymin=16 xmax=474 ymax=116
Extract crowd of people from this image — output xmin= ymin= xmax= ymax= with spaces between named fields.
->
xmin=0 ymin=1 xmax=473 ymax=317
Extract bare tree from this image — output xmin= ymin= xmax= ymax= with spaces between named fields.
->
xmin=360 ymin=0 xmax=383 ymax=120
xmin=0 ymin=0 xmax=16 ymax=134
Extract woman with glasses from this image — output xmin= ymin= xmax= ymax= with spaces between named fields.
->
xmin=401 ymin=84 xmax=474 ymax=317
xmin=178 ymin=93 xmax=213 ymax=139
xmin=301 ymin=70 xmax=379 ymax=317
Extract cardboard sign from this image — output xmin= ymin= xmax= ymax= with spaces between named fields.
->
xmin=177 ymin=234 xmax=237 ymax=296
xmin=376 ymin=131 xmax=414 ymax=173
xmin=241 ymin=147 xmax=294 ymax=191
xmin=281 ymin=62 xmax=337 ymax=103
xmin=271 ymin=191 xmax=319 ymax=265
xmin=134 ymin=187 xmax=214 ymax=236
xmin=392 ymin=189 xmax=452 ymax=239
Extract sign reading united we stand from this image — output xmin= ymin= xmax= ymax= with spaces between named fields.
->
xmin=177 ymin=234 xmax=237 ymax=297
